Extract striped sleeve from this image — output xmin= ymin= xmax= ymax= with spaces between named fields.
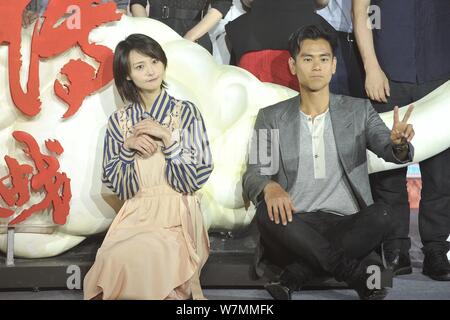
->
xmin=161 ymin=101 xmax=214 ymax=194
xmin=102 ymin=111 xmax=140 ymax=200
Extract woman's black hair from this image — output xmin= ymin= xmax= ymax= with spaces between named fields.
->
xmin=288 ymin=24 xmax=338 ymax=59
xmin=113 ymin=33 xmax=168 ymax=105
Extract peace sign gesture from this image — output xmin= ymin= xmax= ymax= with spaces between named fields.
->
xmin=390 ymin=105 xmax=415 ymax=145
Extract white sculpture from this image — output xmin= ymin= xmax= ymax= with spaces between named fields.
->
xmin=0 ymin=16 xmax=449 ymax=258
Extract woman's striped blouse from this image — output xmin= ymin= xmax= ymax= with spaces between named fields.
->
xmin=102 ymin=90 xmax=213 ymax=200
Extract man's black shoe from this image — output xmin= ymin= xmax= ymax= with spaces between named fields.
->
xmin=355 ymin=286 xmax=389 ymax=300
xmin=347 ymin=263 xmax=390 ymax=300
xmin=264 ymin=281 xmax=292 ymax=300
xmin=422 ymin=248 xmax=450 ymax=281
xmin=384 ymin=250 xmax=412 ymax=275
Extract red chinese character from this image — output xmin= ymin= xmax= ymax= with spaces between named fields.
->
xmin=0 ymin=131 xmax=72 ymax=226
xmin=0 ymin=0 xmax=121 ymax=118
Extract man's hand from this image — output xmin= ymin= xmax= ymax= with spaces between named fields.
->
xmin=263 ymin=182 xmax=296 ymax=226
xmin=365 ymin=64 xmax=390 ymax=103
xmin=391 ymin=104 xmax=414 ymax=145
xmin=124 ymin=134 xmax=159 ymax=158
xmin=132 ymin=118 xmax=173 ymax=147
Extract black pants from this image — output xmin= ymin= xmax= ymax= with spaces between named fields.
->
xmin=256 ymin=202 xmax=396 ymax=285
xmin=330 ymin=32 xmax=366 ymax=99
xmin=370 ymin=79 xmax=450 ymax=254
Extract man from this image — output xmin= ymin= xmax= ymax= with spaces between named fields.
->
xmin=353 ymin=0 xmax=450 ymax=281
xmin=242 ymin=25 xmax=415 ymax=300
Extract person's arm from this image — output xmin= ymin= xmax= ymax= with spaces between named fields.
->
xmin=315 ymin=0 xmax=330 ymax=10
xmin=241 ymin=109 xmax=294 ymax=225
xmin=352 ymin=0 xmax=390 ymax=103
xmin=102 ymin=112 xmax=140 ymax=201
xmin=184 ymin=8 xmax=224 ymax=42
xmin=364 ymin=101 xmax=414 ymax=164
xmin=242 ymin=110 xmax=274 ymax=207
xmin=389 ymin=105 xmax=415 ymax=162
xmin=184 ymin=0 xmax=232 ymax=42
xmin=130 ymin=0 xmax=148 ymax=17
xmin=161 ymin=102 xmax=214 ymax=194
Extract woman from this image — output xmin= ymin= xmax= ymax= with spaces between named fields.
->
xmin=83 ymin=34 xmax=213 ymax=300
xmin=129 ymin=0 xmax=232 ymax=53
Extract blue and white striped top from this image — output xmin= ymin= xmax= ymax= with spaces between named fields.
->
xmin=102 ymin=90 xmax=214 ymax=200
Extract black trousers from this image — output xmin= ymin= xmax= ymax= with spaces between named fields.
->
xmin=256 ymin=202 xmax=396 ymax=285
xmin=370 ymin=78 xmax=450 ymax=254
xmin=330 ymin=31 xmax=366 ymax=99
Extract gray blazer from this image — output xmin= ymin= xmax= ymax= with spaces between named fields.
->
xmin=242 ymin=93 xmax=414 ymax=210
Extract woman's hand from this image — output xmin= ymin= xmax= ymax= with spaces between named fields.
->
xmin=124 ymin=134 xmax=159 ymax=158
xmin=132 ymin=118 xmax=173 ymax=147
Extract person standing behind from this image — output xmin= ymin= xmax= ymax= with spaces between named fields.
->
xmin=353 ymin=0 xmax=450 ymax=281
xmin=225 ymin=0 xmax=333 ymax=91
xmin=317 ymin=0 xmax=365 ymax=98
xmin=129 ymin=0 xmax=232 ymax=53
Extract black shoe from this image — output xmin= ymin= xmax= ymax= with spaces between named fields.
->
xmin=347 ymin=263 xmax=390 ymax=300
xmin=264 ymin=281 xmax=292 ymax=300
xmin=384 ymin=250 xmax=412 ymax=275
xmin=355 ymin=286 xmax=389 ymax=300
xmin=422 ymin=248 xmax=450 ymax=281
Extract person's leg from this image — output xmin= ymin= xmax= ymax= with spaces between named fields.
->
xmin=323 ymin=203 xmax=396 ymax=261
xmin=329 ymin=32 xmax=351 ymax=96
xmin=369 ymin=167 xmax=412 ymax=273
xmin=369 ymin=80 xmax=416 ymax=273
xmin=256 ymin=203 xmax=349 ymax=279
xmin=319 ymin=203 xmax=397 ymax=297
xmin=412 ymin=78 xmax=450 ymax=280
xmin=279 ymin=204 xmax=389 ymax=290
xmin=256 ymin=202 xmax=387 ymax=299
xmin=347 ymin=33 xmax=367 ymax=99
xmin=419 ymin=148 xmax=450 ymax=280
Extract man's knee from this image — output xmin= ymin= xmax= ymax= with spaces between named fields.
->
xmin=368 ymin=202 xmax=405 ymax=234
xmin=255 ymin=202 xmax=271 ymax=228
xmin=255 ymin=202 xmax=299 ymax=232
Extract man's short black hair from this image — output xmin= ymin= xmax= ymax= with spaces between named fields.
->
xmin=288 ymin=24 xmax=338 ymax=59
